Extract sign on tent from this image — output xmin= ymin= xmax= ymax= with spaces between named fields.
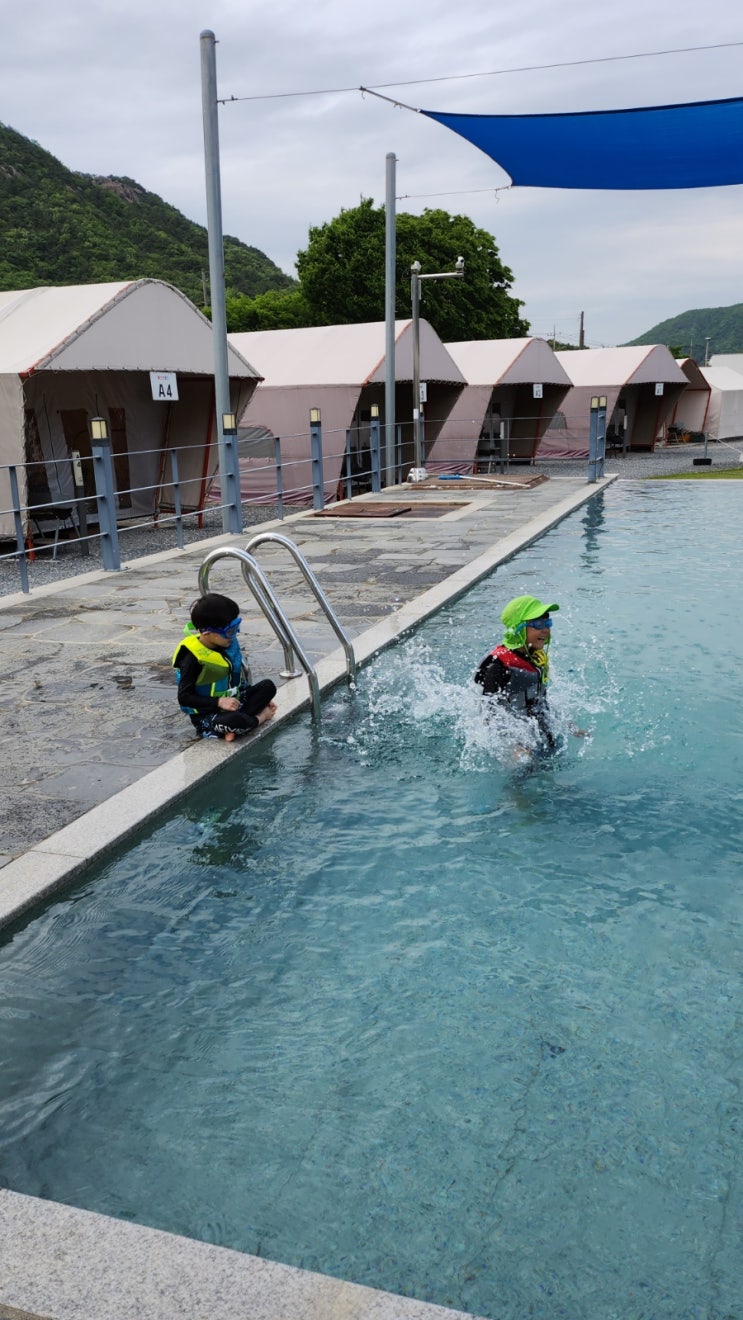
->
xmin=150 ymin=371 xmax=179 ymax=401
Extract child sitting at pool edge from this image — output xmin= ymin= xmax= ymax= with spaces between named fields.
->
xmin=173 ymin=593 xmax=277 ymax=743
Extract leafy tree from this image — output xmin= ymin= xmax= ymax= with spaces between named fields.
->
xmin=226 ymin=287 xmax=311 ymax=332
xmin=295 ymin=198 xmax=528 ymax=340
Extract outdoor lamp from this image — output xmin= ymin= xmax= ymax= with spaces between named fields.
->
xmin=370 ymin=404 xmax=379 ymax=418
xmin=310 ymin=408 xmax=321 ymax=424
xmin=90 ymin=417 xmax=109 ymax=442
xmin=222 ymin=412 xmax=237 ymax=434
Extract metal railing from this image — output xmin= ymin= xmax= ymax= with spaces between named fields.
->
xmin=198 ymin=534 xmax=356 ymax=723
xmin=2 ymin=407 xmax=609 ymax=594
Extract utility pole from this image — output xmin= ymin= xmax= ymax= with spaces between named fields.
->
xmin=704 ymin=336 xmax=711 ymax=366
xmin=579 ymin=310 xmax=585 ymax=349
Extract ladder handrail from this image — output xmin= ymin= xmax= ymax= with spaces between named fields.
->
xmin=244 ymin=531 xmax=357 ymax=683
xmin=198 ymin=546 xmax=321 ymax=722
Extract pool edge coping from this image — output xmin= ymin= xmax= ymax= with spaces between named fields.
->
xmin=0 ymin=476 xmax=615 ymax=934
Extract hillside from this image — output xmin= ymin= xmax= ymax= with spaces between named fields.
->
xmin=0 ymin=122 xmax=294 ymax=306
xmin=626 ymin=304 xmax=743 ymax=355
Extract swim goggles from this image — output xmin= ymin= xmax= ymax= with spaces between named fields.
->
xmin=210 ymin=616 xmax=242 ymax=637
xmin=525 ymin=616 xmax=552 ymax=630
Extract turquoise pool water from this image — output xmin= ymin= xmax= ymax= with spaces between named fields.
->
xmin=1 ymin=481 xmax=742 ymax=1318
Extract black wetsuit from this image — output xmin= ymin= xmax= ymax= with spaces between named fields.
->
xmin=474 ymin=644 xmax=555 ymax=747
xmin=174 ymin=644 xmax=276 ymax=739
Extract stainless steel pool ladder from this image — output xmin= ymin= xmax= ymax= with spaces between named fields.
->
xmin=198 ymin=532 xmax=357 ymax=723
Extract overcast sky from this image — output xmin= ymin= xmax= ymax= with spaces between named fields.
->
xmin=2 ymin=0 xmax=742 ymax=347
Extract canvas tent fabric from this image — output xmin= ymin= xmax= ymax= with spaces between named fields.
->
xmin=668 ymin=358 xmax=711 ymax=437
xmin=230 ymin=320 xmax=466 ymax=502
xmin=428 ymin=338 xmax=572 ymax=469
xmin=422 ymin=96 xmax=743 ymax=190
xmin=539 ymin=345 xmax=688 ymax=457
xmin=0 ymin=280 xmax=259 ymax=539
xmin=699 ymin=366 xmax=743 ymax=441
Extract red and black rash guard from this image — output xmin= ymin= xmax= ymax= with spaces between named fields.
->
xmin=474 ymin=645 xmax=555 ymax=744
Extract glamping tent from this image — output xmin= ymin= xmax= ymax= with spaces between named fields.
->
xmin=0 ymin=280 xmax=260 ymax=540
xmin=230 ymin=320 xmax=466 ymax=501
xmin=427 ymin=338 xmax=572 ymax=470
xmin=539 ymin=346 xmax=689 ymax=458
xmin=667 ymin=358 xmax=711 ymax=440
xmin=699 ymin=366 xmax=743 ymax=441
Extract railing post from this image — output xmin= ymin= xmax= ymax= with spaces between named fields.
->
xmin=91 ymin=429 xmax=121 ymax=571
xmin=344 ymin=429 xmax=353 ymax=501
xmin=370 ymin=406 xmax=381 ymax=493
xmin=309 ymin=408 xmax=324 ymax=511
xmin=396 ymin=423 xmax=403 ymax=485
xmin=588 ymin=396 xmax=607 ymax=483
xmin=8 ymin=466 xmax=30 ymax=594
xmin=221 ymin=413 xmax=243 ymax=534
xmin=170 ymin=449 xmax=184 ymax=549
xmin=274 ymin=436 xmax=284 ymax=521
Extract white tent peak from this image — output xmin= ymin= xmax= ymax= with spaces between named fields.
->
xmin=0 ymin=279 xmax=260 ymax=379
xmin=231 ymin=319 xmax=465 ymax=388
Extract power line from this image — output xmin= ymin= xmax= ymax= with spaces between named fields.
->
xmin=218 ymin=39 xmax=743 ymax=104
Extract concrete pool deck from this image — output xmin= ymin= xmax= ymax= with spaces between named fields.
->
xmin=0 ymin=474 xmax=614 ymax=1320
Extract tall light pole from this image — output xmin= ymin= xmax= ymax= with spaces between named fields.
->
xmin=409 ymin=256 xmax=465 ymax=482
xmin=200 ymin=29 xmax=242 ymax=534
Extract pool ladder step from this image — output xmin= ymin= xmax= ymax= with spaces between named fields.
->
xmin=198 ymin=532 xmax=356 ymax=722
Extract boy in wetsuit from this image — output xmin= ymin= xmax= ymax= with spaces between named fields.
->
xmin=474 ymin=595 xmax=559 ymax=748
xmin=173 ymin=593 xmax=277 ymax=742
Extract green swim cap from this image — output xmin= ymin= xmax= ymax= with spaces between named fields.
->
xmin=501 ymin=595 xmax=559 ymax=648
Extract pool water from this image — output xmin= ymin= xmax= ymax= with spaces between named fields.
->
xmin=1 ymin=482 xmax=742 ymax=1318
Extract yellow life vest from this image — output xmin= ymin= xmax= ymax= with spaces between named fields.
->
xmin=172 ymin=634 xmax=236 ymax=713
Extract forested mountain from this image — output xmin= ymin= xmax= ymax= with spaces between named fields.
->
xmin=626 ymin=304 xmax=743 ymax=355
xmin=0 ymin=122 xmax=294 ymax=306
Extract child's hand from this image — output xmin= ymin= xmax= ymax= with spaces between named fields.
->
xmin=217 ymin=696 xmax=240 ymax=711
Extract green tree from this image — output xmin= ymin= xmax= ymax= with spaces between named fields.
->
xmin=295 ymin=198 xmax=528 ymax=340
xmin=225 ymin=287 xmax=311 ymax=332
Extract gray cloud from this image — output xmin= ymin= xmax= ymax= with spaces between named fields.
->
xmin=2 ymin=0 xmax=742 ymax=345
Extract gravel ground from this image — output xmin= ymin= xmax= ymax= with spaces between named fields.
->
xmin=1 ymin=439 xmax=738 ymax=596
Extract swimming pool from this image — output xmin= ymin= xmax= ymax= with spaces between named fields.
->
xmin=1 ymin=481 xmax=741 ymax=1318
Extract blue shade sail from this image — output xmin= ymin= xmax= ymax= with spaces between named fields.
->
xmin=422 ymin=97 xmax=743 ymax=189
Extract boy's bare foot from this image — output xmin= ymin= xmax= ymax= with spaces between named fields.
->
xmin=224 ymin=731 xmax=236 ymax=743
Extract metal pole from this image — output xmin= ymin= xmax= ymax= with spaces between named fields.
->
xmin=309 ymin=410 xmax=324 ymax=510
xmin=410 ymin=262 xmax=424 ymax=480
xmin=274 ymin=436 xmax=284 ymax=521
xmin=384 ymin=152 xmax=396 ymax=487
xmin=370 ymin=408 xmax=381 ymax=493
xmin=170 ymin=449 xmax=184 ymax=549
xmin=91 ymin=434 xmax=121 ymax=570
xmin=588 ymin=396 xmax=607 ymax=484
xmin=200 ymin=29 xmax=242 ymax=535
xmin=8 ymin=466 xmax=30 ymax=594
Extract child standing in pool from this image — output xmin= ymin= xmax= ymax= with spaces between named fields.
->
xmin=173 ymin=593 xmax=277 ymax=742
xmin=474 ymin=595 xmax=559 ymax=748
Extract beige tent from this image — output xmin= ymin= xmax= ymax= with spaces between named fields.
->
xmin=0 ymin=280 xmax=260 ymax=540
xmin=428 ymin=338 xmax=573 ymax=470
xmin=699 ymin=365 xmax=743 ymax=440
xmin=540 ymin=346 xmax=688 ymax=457
xmin=230 ymin=320 xmax=466 ymax=501
xmin=667 ymin=359 xmax=711 ymax=439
